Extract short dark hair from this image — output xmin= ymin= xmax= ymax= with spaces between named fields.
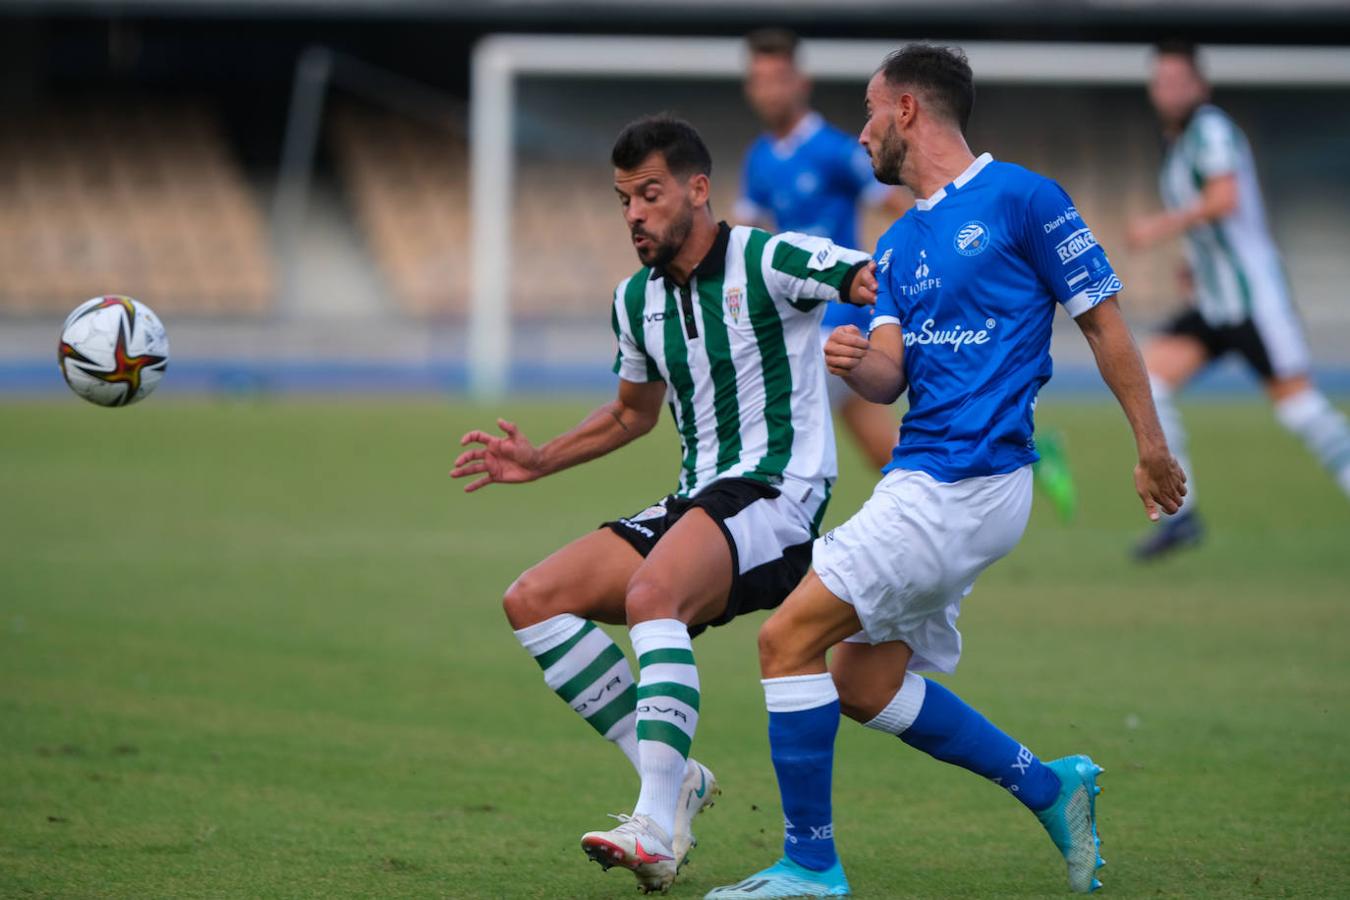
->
xmin=1154 ymin=38 xmax=1203 ymax=73
xmin=746 ymin=28 xmax=799 ymax=61
xmin=610 ymin=115 xmax=713 ymax=179
xmin=878 ymin=43 xmax=975 ymax=133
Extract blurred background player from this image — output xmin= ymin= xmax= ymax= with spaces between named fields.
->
xmin=736 ymin=29 xmax=1080 ymax=520
xmin=1128 ymin=40 xmax=1350 ymax=560
xmin=735 ymin=28 xmax=907 ymax=472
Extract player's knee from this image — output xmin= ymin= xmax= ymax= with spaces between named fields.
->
xmin=501 ymin=568 xmax=560 ymax=630
xmin=833 ymin=674 xmax=892 ymax=723
xmin=758 ymin=614 xmax=806 ymax=676
xmin=623 ymin=574 xmax=679 ymax=624
xmin=830 ymin=665 xmax=873 ymax=722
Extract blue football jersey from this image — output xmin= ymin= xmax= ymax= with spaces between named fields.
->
xmin=738 ymin=112 xmax=887 ymax=330
xmin=870 ymin=153 xmax=1122 ymax=482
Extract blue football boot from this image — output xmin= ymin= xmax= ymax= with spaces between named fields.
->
xmin=705 ymin=856 xmax=850 ymax=898
xmin=1036 ymin=754 xmax=1107 ymax=893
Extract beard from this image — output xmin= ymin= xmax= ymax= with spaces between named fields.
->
xmin=633 ymin=201 xmax=695 ymax=269
xmin=871 ymin=125 xmax=907 ymax=187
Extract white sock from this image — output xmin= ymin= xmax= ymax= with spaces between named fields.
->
xmin=762 ymin=672 xmax=841 ymax=713
xmin=629 ymin=618 xmax=699 ymax=839
xmin=1274 ymin=389 xmax=1350 ymax=498
xmin=514 ymin=613 xmax=639 ymax=772
xmin=1151 ymin=375 xmax=1196 ymax=516
xmin=862 ymin=671 xmax=927 ymax=735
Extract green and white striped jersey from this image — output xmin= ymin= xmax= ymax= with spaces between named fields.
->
xmin=611 ymin=222 xmax=869 ymax=498
xmin=1160 ymin=103 xmax=1290 ymax=325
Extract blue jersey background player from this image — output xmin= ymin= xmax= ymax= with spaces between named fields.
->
xmin=710 ymin=44 xmax=1187 ymax=899
xmin=736 ymin=29 xmax=908 ymax=471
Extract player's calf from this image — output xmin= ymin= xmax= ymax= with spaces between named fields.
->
xmin=511 ymin=611 xmax=642 ymax=772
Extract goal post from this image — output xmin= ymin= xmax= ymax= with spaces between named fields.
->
xmin=468 ymin=34 xmax=1350 ymax=399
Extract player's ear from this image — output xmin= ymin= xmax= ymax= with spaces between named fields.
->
xmin=896 ymin=91 xmax=917 ymax=129
xmin=687 ymin=172 xmax=712 ymax=208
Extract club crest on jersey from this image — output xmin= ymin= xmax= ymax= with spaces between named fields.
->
xmin=724 ymin=287 xmax=743 ymax=322
xmin=954 ymin=220 xmax=991 ymax=256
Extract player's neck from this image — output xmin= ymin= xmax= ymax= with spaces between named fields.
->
xmin=664 ymin=214 xmax=720 ymax=286
xmin=905 ymin=132 xmax=976 ymax=202
xmin=770 ymin=108 xmax=810 ymax=141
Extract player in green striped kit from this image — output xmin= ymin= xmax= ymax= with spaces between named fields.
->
xmin=451 ymin=115 xmax=875 ymax=893
xmin=1127 ymin=40 xmax=1350 ymax=559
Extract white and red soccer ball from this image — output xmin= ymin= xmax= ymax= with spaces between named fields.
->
xmin=58 ymin=295 xmax=169 ymax=407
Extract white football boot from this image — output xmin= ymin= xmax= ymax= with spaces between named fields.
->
xmin=581 ymin=813 xmax=678 ymax=894
xmin=673 ymin=758 xmax=720 ymax=867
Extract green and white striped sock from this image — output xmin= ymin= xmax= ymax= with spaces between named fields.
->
xmin=630 ymin=618 xmax=700 ymax=838
xmin=514 ymin=614 xmax=639 ymax=771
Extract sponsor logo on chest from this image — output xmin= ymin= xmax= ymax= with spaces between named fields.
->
xmin=903 ymin=316 xmax=997 ymax=353
xmin=900 ymin=249 xmax=942 ymax=296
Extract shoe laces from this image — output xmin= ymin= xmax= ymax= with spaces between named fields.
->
xmin=606 ymin=813 xmax=667 ymax=844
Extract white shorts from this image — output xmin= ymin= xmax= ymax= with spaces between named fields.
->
xmin=813 ymin=465 xmax=1033 ymax=673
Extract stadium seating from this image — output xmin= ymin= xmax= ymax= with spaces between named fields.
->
xmin=332 ymin=105 xmax=646 ymax=320
xmin=0 ymin=103 xmax=274 ymax=317
xmin=330 ymin=106 xmax=469 ymax=318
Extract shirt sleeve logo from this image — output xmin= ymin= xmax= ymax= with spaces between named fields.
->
xmin=954 ymin=221 xmax=991 ymax=256
xmin=1084 ymin=273 xmax=1123 ymax=303
xmin=1054 ymin=228 xmax=1099 ymax=264
xmin=807 ymin=242 xmax=839 ymax=272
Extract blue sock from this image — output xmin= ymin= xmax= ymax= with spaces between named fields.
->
xmin=763 ymin=673 xmax=840 ymax=871
xmin=899 ymin=677 xmax=1061 ymax=812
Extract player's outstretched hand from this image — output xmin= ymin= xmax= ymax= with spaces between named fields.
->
xmin=1127 ymin=213 xmax=1171 ymax=252
xmin=1134 ymin=451 xmax=1187 ymax=521
xmin=824 ymin=325 xmax=869 ymax=377
xmin=847 ymin=260 xmax=878 ymax=306
xmin=451 ymin=418 xmax=545 ymax=493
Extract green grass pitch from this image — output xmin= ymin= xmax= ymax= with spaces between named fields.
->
xmin=2 ymin=397 xmax=1347 ymax=898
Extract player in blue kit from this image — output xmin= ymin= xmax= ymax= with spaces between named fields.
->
xmin=736 ymin=29 xmax=908 ymax=470
xmin=708 ymin=45 xmax=1187 ymax=898
xmin=736 ymin=29 xmax=1080 ymax=516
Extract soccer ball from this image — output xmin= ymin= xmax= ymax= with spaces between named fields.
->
xmin=58 ymin=296 xmax=170 ymax=407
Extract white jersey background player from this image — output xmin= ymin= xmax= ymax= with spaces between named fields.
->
xmin=1127 ymin=40 xmax=1350 ymax=560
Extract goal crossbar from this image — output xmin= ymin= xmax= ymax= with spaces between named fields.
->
xmin=469 ymin=34 xmax=1350 ymax=398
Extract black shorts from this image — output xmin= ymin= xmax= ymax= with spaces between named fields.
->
xmin=602 ymin=477 xmax=828 ymax=638
xmin=1163 ymin=309 xmax=1279 ymax=379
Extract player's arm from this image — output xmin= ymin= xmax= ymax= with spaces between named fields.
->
xmin=450 ymin=378 xmax=666 ymax=493
xmin=1127 ymin=174 xmax=1237 ymax=250
xmin=1025 ymin=178 xmax=1184 ymax=519
xmin=1129 ymin=112 xmax=1240 ymax=250
xmin=1075 ymin=299 xmax=1186 ymax=520
xmin=824 ymin=322 xmax=905 ymax=404
xmin=764 ymin=232 xmax=874 ymax=310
